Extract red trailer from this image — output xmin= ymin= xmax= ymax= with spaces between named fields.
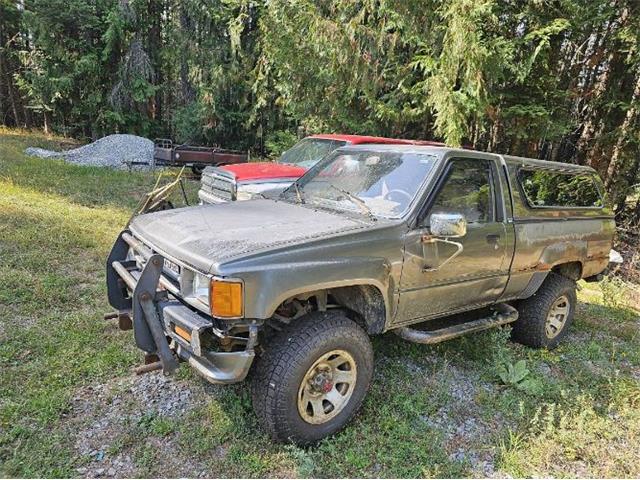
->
xmin=153 ymin=139 xmax=248 ymax=174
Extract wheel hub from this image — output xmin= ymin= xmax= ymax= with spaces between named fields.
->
xmin=309 ymin=367 xmax=334 ymax=393
xmin=297 ymin=350 xmax=357 ymax=425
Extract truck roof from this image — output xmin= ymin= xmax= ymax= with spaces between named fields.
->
xmin=338 ymin=144 xmax=597 ymax=173
xmin=310 ymin=134 xmax=446 ymax=146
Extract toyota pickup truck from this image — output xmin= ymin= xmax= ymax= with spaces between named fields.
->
xmin=106 ymin=144 xmax=615 ymax=445
xmin=197 ymin=134 xmax=445 ymax=203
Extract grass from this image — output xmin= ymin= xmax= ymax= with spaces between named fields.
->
xmin=1 ymin=128 xmax=639 ymax=478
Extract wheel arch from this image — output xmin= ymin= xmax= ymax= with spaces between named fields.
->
xmin=551 ymin=261 xmax=583 ymax=281
xmin=270 ymin=281 xmax=390 ymax=335
xmin=536 ymin=241 xmax=586 ymax=280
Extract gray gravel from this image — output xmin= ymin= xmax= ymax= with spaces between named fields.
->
xmin=72 ymin=371 xmax=204 ymax=478
xmin=25 ymin=134 xmax=155 ymax=170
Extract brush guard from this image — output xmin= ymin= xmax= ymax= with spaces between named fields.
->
xmin=106 ymin=231 xmax=256 ymax=383
xmin=110 ymin=248 xmax=179 ymax=374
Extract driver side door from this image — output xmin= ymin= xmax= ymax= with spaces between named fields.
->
xmin=395 ymin=157 xmax=510 ymax=324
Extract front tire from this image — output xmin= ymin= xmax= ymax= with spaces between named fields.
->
xmin=191 ymin=164 xmax=205 ymax=176
xmin=251 ymin=311 xmax=374 ymax=445
xmin=511 ymin=272 xmax=577 ymax=349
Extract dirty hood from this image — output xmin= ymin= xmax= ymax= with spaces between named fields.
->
xmin=129 ymin=199 xmax=368 ymax=274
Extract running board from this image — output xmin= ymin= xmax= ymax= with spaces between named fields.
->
xmin=394 ymin=303 xmax=518 ymax=345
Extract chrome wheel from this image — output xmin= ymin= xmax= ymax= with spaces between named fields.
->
xmin=297 ymin=349 xmax=357 ymax=425
xmin=545 ymin=295 xmax=570 ymax=339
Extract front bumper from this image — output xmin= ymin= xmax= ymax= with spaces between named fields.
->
xmin=106 ymin=230 xmax=256 ymax=384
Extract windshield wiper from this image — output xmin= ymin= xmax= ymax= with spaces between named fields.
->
xmin=293 ymin=182 xmax=304 ymax=203
xmin=327 ymin=185 xmax=376 ymax=220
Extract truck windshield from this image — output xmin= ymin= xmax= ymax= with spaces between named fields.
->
xmin=279 ymin=138 xmax=347 ymax=168
xmin=283 ymin=150 xmax=438 ymax=217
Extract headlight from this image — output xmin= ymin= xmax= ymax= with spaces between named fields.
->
xmin=192 ymin=273 xmax=210 ymax=305
xmin=235 ymin=182 xmax=291 ymax=201
xmin=210 ymin=280 xmax=243 ymax=318
xmin=235 ymin=189 xmax=253 ymax=201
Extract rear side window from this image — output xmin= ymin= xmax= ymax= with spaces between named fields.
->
xmin=517 ymin=169 xmax=603 ymax=208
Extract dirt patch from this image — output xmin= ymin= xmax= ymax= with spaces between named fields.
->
xmin=425 ymin=365 xmax=508 ymax=477
xmin=71 ymin=371 xmax=207 ymax=477
xmin=390 ymin=353 xmax=512 ymax=477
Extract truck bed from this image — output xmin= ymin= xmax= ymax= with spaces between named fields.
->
xmin=154 ymin=139 xmax=248 ymax=168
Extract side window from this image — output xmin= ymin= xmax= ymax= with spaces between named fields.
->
xmin=517 ymin=169 xmax=603 ymax=208
xmin=429 ymin=159 xmax=495 ymax=223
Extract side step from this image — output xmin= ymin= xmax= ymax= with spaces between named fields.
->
xmin=394 ymin=303 xmax=518 ymax=345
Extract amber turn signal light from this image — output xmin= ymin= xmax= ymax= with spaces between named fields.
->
xmin=210 ymin=280 xmax=243 ymax=318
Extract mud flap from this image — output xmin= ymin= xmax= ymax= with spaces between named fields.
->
xmin=106 ymin=230 xmax=132 ymax=311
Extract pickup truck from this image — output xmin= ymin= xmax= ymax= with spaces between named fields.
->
xmin=106 ymin=144 xmax=614 ymax=445
xmin=197 ymin=134 xmax=444 ymax=203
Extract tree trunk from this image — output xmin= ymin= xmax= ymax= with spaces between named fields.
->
xmin=0 ymin=50 xmax=21 ymax=127
xmin=179 ymin=5 xmax=195 ymax=105
xmin=575 ymin=5 xmax=629 ymax=167
xmin=43 ymin=110 xmax=50 ymax=134
xmin=605 ymin=72 xmax=640 ymax=197
xmin=488 ymin=109 xmax=501 ymax=152
xmin=148 ymin=0 xmax=163 ymax=122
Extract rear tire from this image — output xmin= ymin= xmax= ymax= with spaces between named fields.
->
xmin=511 ymin=272 xmax=577 ymax=349
xmin=251 ymin=311 xmax=374 ymax=445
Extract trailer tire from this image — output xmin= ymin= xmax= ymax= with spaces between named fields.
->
xmin=251 ymin=311 xmax=373 ymax=445
xmin=511 ymin=272 xmax=577 ymax=349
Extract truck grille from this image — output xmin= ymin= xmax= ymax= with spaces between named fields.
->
xmin=122 ymin=232 xmax=210 ymax=315
xmin=200 ymin=168 xmax=236 ymax=201
xmin=126 ymin=233 xmax=181 ymax=291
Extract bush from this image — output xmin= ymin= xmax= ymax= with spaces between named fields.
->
xmin=599 ymin=275 xmax=628 ymax=309
xmin=265 ymin=130 xmax=298 ymax=158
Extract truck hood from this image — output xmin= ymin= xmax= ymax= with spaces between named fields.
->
xmin=219 ymin=162 xmax=306 ymax=181
xmin=129 ymin=200 xmax=369 ymax=274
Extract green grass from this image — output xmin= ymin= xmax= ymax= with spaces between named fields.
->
xmin=1 ymin=128 xmax=639 ymax=477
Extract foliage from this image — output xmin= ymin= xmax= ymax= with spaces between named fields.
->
xmin=599 ymin=275 xmax=629 ymax=310
xmin=497 ymin=360 xmax=541 ymax=395
xmin=264 ymin=130 xmax=298 ymax=158
xmin=498 ymin=359 xmax=530 ymax=386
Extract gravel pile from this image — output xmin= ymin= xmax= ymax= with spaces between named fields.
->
xmin=25 ymin=134 xmax=155 ymax=170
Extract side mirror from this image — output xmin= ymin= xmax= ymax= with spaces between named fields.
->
xmin=429 ymin=213 xmax=467 ymax=238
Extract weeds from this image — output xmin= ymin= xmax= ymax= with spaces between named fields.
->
xmin=498 ymin=360 xmax=529 ymax=388
xmin=600 ymin=275 xmax=629 ymax=309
